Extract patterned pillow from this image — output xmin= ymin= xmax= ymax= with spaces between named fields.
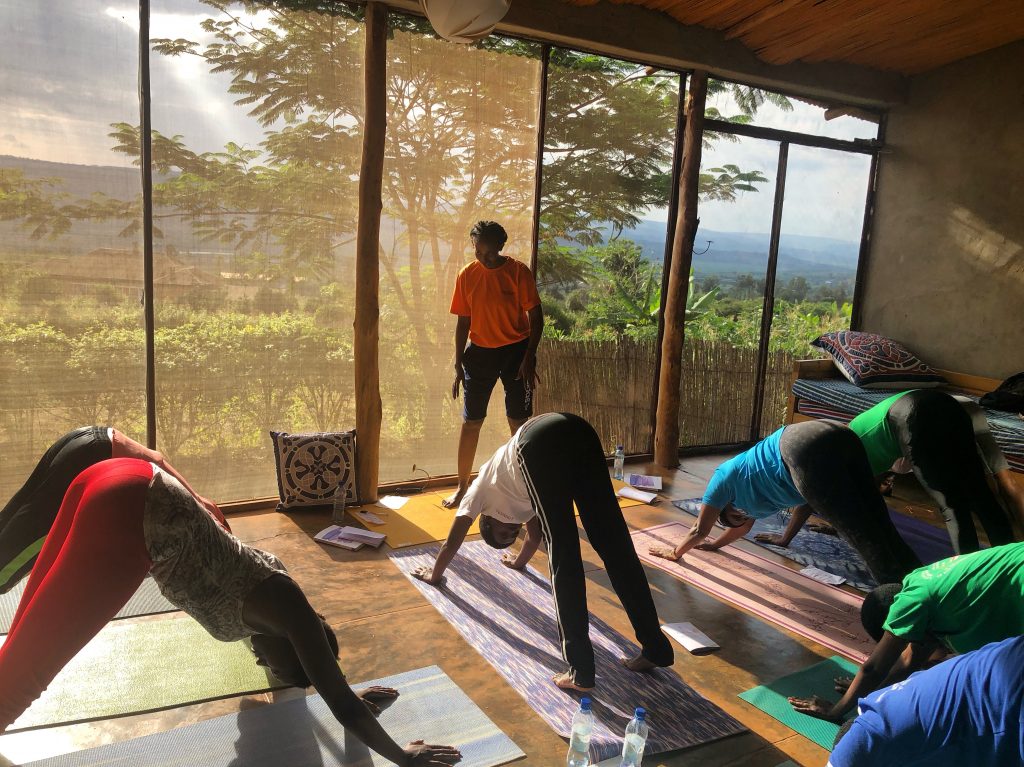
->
xmin=811 ymin=331 xmax=945 ymax=389
xmin=270 ymin=430 xmax=357 ymax=511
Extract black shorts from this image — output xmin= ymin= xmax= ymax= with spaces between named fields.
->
xmin=461 ymin=339 xmax=532 ymax=422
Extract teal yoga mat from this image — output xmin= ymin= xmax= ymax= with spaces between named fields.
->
xmin=1 ymin=576 xmax=176 ymax=634
xmin=738 ymin=655 xmax=860 ymax=750
xmin=5 ymin=614 xmax=283 ymax=731
xmin=23 ymin=666 xmax=525 ymax=767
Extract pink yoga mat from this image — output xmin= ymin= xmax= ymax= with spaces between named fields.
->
xmin=634 ymin=522 xmax=873 ymax=663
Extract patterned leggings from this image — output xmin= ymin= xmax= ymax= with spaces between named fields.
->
xmin=0 ymin=459 xmax=154 ymax=731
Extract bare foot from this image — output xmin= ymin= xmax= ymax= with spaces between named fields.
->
xmin=441 ymin=487 xmax=467 ymax=509
xmin=620 ymin=653 xmax=670 ymax=672
xmin=552 ymin=671 xmax=594 ymax=692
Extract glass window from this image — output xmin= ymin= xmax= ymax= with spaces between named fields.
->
xmin=537 ymin=50 xmax=680 ymax=454
xmin=149 ymin=1 xmax=364 ymax=501
xmin=680 ymin=135 xmax=779 ymax=446
xmin=759 ymin=145 xmax=870 ymax=436
xmin=0 ymin=1 xmax=145 ymax=498
xmin=378 ymin=15 xmax=542 ymax=482
xmin=705 ymin=78 xmax=881 ymax=142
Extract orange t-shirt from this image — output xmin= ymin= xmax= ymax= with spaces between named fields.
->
xmin=449 ymin=258 xmax=541 ymax=348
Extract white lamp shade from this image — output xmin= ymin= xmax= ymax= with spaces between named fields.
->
xmin=419 ymin=0 xmax=511 ymax=44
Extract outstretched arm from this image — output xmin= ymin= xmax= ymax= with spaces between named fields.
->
xmin=413 ymin=516 xmax=474 ymax=585
xmin=696 ymin=517 xmax=754 ymax=551
xmin=503 ymin=517 xmax=542 ymax=569
xmin=789 ymin=631 xmax=909 ymax=722
xmin=244 ymin=576 xmax=460 ymax=766
xmin=754 ymin=504 xmax=813 ymax=548
xmin=649 ymin=503 xmax=721 ymax=561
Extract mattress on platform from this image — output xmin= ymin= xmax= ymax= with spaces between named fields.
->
xmin=791 ymin=378 xmax=1024 ymax=472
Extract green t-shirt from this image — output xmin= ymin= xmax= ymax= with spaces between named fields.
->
xmin=848 ymin=391 xmax=911 ymax=475
xmin=884 ymin=543 xmax=1024 ymax=653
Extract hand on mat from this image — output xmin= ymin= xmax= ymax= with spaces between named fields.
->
xmin=694 ymin=542 xmax=722 ymax=552
xmin=753 ymin=532 xmax=788 ymax=547
xmin=808 ymin=523 xmax=838 ymax=536
xmin=404 ymin=740 xmax=462 ymax=765
xmin=412 ymin=566 xmax=444 ymax=586
xmin=648 ymin=545 xmax=680 ymax=561
xmin=834 ymin=675 xmax=853 ymax=694
xmin=788 ymin=694 xmax=841 ymax=722
xmin=356 ymin=685 xmax=399 ymax=716
xmin=500 ymin=552 xmax=524 ymax=570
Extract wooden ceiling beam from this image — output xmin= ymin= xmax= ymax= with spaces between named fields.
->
xmin=560 ymin=0 xmax=1024 ymax=75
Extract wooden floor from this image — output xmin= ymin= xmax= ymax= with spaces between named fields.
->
xmin=0 ymin=455 xmax=949 ymax=767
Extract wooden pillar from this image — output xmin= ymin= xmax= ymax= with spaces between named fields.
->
xmin=354 ymin=2 xmax=387 ymax=502
xmin=654 ymin=70 xmax=707 ymax=468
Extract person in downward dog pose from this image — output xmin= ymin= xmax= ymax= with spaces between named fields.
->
xmin=0 ymin=458 xmax=460 ymax=767
xmin=415 ymin=412 xmax=674 ymax=692
xmin=649 ymin=420 xmax=921 ymax=585
xmin=0 ymin=426 xmax=227 ymax=593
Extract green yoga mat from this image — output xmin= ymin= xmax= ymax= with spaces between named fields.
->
xmin=0 ymin=576 xmax=177 ymax=634
xmin=5 ymin=615 xmax=284 ymax=731
xmin=739 ymin=655 xmax=859 ymax=750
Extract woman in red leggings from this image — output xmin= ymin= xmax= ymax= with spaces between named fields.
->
xmin=0 ymin=458 xmax=460 ymax=767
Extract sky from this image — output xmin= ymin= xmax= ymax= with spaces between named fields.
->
xmin=0 ymin=1 xmax=875 ymax=242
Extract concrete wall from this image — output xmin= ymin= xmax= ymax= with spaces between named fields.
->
xmin=861 ymin=41 xmax=1024 ymax=379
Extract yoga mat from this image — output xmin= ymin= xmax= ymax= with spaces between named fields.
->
xmin=673 ymin=499 xmax=956 ymax=592
xmin=22 ymin=666 xmax=523 ymax=767
xmin=390 ymin=541 xmax=745 ymax=762
xmin=633 ymin=523 xmax=873 ymax=663
xmin=350 ymin=492 xmax=481 ymax=549
xmin=889 ymin=507 xmax=957 ymax=563
xmin=738 ymin=655 xmax=859 ymax=750
xmin=5 ymin=614 xmax=283 ymax=731
xmin=0 ymin=576 xmax=176 ymax=635
xmin=359 ymin=480 xmax=645 ymax=550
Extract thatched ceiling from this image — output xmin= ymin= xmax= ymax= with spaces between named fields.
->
xmin=563 ymin=0 xmax=1024 ymax=75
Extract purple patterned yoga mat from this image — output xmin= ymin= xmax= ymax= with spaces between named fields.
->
xmin=390 ymin=541 xmax=745 ymax=763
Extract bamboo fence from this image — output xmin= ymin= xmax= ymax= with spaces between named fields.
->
xmin=536 ymin=337 xmax=796 ymax=454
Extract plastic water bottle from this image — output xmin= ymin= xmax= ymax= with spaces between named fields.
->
xmin=566 ymin=697 xmax=595 ymax=767
xmin=618 ymin=707 xmax=648 ymax=767
xmin=613 ymin=444 xmax=625 ymax=481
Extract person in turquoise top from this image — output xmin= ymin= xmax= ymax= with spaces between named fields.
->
xmin=848 ymin=389 xmax=1014 ymax=553
xmin=791 ymin=542 xmax=1024 ymax=722
xmin=648 ymin=420 xmax=920 ymax=585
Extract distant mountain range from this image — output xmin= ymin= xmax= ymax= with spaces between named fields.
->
xmin=609 ymin=218 xmax=860 ymax=280
xmin=1 ymin=155 xmax=859 ymax=284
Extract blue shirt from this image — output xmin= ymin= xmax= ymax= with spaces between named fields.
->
xmin=701 ymin=428 xmax=804 ymax=518
xmin=828 ymin=635 xmax=1024 ymax=767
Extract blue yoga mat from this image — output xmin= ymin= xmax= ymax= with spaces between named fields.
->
xmin=22 ymin=666 xmax=524 ymax=767
xmin=673 ymin=499 xmax=955 ymax=591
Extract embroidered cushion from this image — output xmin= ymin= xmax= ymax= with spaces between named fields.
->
xmin=270 ymin=430 xmax=357 ymax=511
xmin=811 ymin=331 xmax=945 ymax=389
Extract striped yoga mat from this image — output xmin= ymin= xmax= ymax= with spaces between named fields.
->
xmin=0 ymin=576 xmax=176 ymax=634
xmin=22 ymin=666 xmax=523 ymax=767
xmin=390 ymin=541 xmax=745 ymax=763
xmin=633 ymin=522 xmax=873 ymax=662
